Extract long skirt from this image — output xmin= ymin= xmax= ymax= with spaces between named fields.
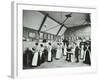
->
xmin=84 ymin=50 xmax=91 ymax=65
xmin=64 ymin=48 xmax=67 ymax=56
xmin=39 ymin=52 xmax=45 ymax=64
xmin=66 ymin=52 xmax=73 ymax=62
xmin=48 ymin=51 xmax=52 ymax=62
xmin=52 ymin=49 xmax=56 ymax=58
xmin=32 ymin=52 xmax=40 ymax=66
xmin=80 ymin=49 xmax=84 ymax=59
xmin=71 ymin=53 xmax=76 ymax=62
xmin=56 ymin=49 xmax=61 ymax=59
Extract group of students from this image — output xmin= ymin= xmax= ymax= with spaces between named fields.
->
xmin=23 ymin=38 xmax=91 ymax=69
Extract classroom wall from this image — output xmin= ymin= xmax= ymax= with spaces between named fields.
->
xmin=23 ymin=27 xmax=40 ymax=51
xmin=64 ymin=25 xmax=91 ymax=40
xmin=23 ymin=27 xmax=39 ymax=40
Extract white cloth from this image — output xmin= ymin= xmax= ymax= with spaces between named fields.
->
xmin=59 ymin=45 xmax=62 ymax=57
xmin=39 ymin=47 xmax=44 ymax=58
xmin=32 ymin=51 xmax=39 ymax=66
xmin=56 ymin=45 xmax=62 ymax=59
xmin=64 ymin=44 xmax=67 ymax=56
xmin=48 ymin=46 xmax=52 ymax=61
xmin=80 ymin=46 xmax=84 ymax=59
xmin=71 ymin=46 xmax=76 ymax=62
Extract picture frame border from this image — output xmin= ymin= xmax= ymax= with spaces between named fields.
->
xmin=11 ymin=1 xmax=97 ymax=78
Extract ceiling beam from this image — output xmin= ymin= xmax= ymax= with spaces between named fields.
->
xmin=56 ymin=15 xmax=69 ymax=36
xmin=56 ymin=24 xmax=64 ymax=36
xmin=39 ymin=11 xmax=68 ymax=29
xmin=69 ymin=24 xmax=91 ymax=29
xmin=38 ymin=14 xmax=48 ymax=32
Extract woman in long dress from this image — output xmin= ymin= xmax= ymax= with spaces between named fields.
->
xmin=52 ymin=41 xmax=57 ymax=58
xmin=47 ymin=43 xmax=52 ymax=62
xmin=66 ymin=43 xmax=73 ymax=62
xmin=80 ymin=44 xmax=85 ymax=60
xmin=23 ymin=48 xmax=33 ymax=68
xmin=83 ymin=44 xmax=91 ymax=65
xmin=39 ymin=44 xmax=45 ymax=64
xmin=59 ymin=43 xmax=63 ymax=57
xmin=64 ymin=44 xmax=67 ymax=56
xmin=71 ymin=42 xmax=76 ymax=62
xmin=75 ymin=44 xmax=80 ymax=63
xmin=32 ymin=43 xmax=41 ymax=67
xmin=56 ymin=43 xmax=62 ymax=59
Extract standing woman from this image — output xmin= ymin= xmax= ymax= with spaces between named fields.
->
xmin=64 ymin=43 xmax=67 ymax=56
xmin=47 ymin=43 xmax=52 ymax=62
xmin=71 ymin=42 xmax=76 ymax=62
xmin=59 ymin=43 xmax=63 ymax=58
xmin=83 ymin=42 xmax=91 ymax=65
xmin=75 ymin=43 xmax=80 ymax=63
xmin=66 ymin=42 xmax=73 ymax=62
xmin=32 ymin=43 xmax=41 ymax=67
xmin=39 ymin=44 xmax=45 ymax=64
xmin=80 ymin=43 xmax=85 ymax=60
xmin=56 ymin=43 xmax=61 ymax=59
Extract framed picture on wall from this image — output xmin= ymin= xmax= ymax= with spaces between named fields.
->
xmin=11 ymin=1 xmax=97 ymax=78
xmin=43 ymin=33 xmax=48 ymax=39
xmin=28 ymin=32 xmax=36 ymax=38
xmin=48 ymin=34 xmax=51 ymax=40
xmin=40 ymin=32 xmax=43 ymax=39
xmin=51 ymin=35 xmax=53 ymax=40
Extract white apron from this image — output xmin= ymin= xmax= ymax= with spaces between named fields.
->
xmin=64 ymin=44 xmax=67 ymax=56
xmin=32 ymin=51 xmax=39 ymax=66
xmin=71 ymin=47 xmax=75 ymax=62
xmin=80 ymin=46 xmax=84 ymax=59
xmin=48 ymin=46 xmax=52 ymax=61
xmin=39 ymin=47 xmax=44 ymax=58
xmin=60 ymin=45 xmax=62 ymax=57
xmin=56 ymin=46 xmax=61 ymax=59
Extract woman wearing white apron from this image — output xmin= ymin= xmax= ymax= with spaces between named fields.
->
xmin=80 ymin=45 xmax=85 ymax=60
xmin=32 ymin=43 xmax=40 ymax=67
xmin=39 ymin=44 xmax=44 ymax=59
xmin=39 ymin=44 xmax=45 ymax=64
xmin=64 ymin=43 xmax=67 ymax=56
xmin=48 ymin=43 xmax=52 ymax=62
xmin=56 ymin=43 xmax=61 ymax=59
xmin=71 ymin=43 xmax=76 ymax=62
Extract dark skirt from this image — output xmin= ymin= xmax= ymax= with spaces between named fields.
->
xmin=41 ymin=53 xmax=45 ymax=63
xmin=84 ymin=50 xmax=91 ymax=65
xmin=37 ymin=52 xmax=41 ymax=66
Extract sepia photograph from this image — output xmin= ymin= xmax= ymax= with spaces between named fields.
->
xmin=23 ymin=10 xmax=91 ymax=70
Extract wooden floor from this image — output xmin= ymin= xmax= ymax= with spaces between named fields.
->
xmin=23 ymin=56 xmax=89 ymax=69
